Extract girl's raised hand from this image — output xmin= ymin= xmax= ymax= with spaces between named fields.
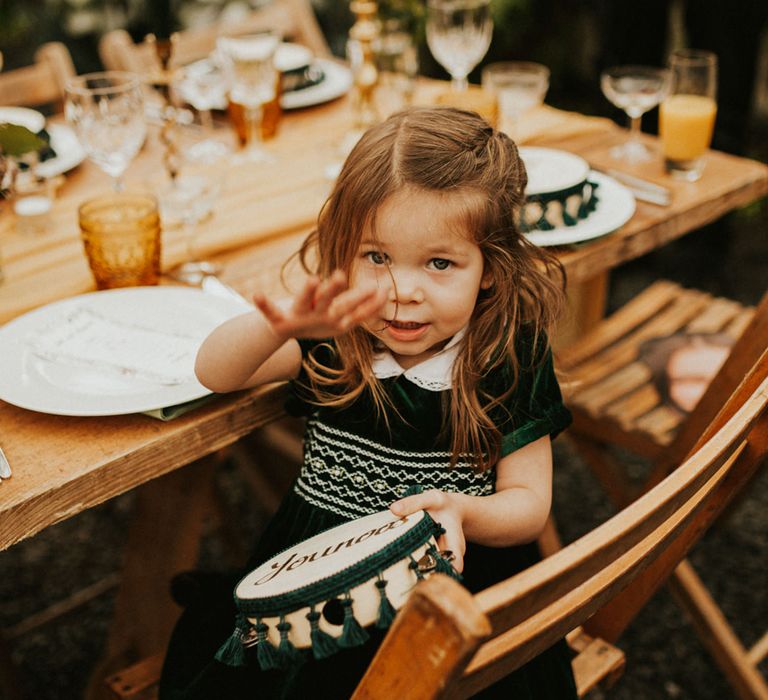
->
xmin=390 ymin=490 xmax=466 ymax=573
xmin=253 ymin=270 xmax=386 ymax=341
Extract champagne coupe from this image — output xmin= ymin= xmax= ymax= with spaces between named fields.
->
xmin=65 ymin=71 xmax=146 ymax=191
xmin=426 ymin=0 xmax=493 ymax=92
xmin=600 ymin=65 xmax=671 ymax=164
xmin=217 ymin=30 xmax=280 ymax=163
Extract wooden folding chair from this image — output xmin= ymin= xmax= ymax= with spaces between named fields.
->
xmin=353 ymin=350 xmax=768 ymax=699
xmin=0 ymin=42 xmax=76 ymax=109
xmin=99 ymin=0 xmax=330 ymax=77
xmin=558 ymin=285 xmax=768 ymax=697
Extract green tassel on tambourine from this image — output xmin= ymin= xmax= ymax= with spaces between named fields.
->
xmin=561 ymin=207 xmax=578 ymax=227
xmin=578 ymin=182 xmax=600 ymax=219
xmin=306 ymin=607 xmax=339 ymax=660
xmin=274 ymin=617 xmax=304 ymax=669
xmin=409 ymin=554 xmax=426 ymax=580
xmin=338 ymin=592 xmax=370 ymax=648
xmin=374 ymin=575 xmax=396 ymax=629
xmin=536 ymin=206 xmax=555 ymax=231
xmin=214 ymin=613 xmax=249 ymax=666
xmin=250 ymin=620 xmax=281 ymax=671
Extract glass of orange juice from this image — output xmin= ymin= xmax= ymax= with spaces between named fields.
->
xmin=660 ymin=50 xmax=717 ymax=182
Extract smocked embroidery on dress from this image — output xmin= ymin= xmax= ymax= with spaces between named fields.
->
xmin=294 ymin=418 xmax=495 ymax=519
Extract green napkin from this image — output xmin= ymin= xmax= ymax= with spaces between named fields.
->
xmin=143 ymin=394 xmax=217 ymax=421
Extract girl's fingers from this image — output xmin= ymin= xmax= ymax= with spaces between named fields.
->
xmin=390 ymin=491 xmax=441 ymax=517
xmin=253 ymin=294 xmax=285 ymax=325
xmin=337 ymin=287 xmax=387 ymax=329
xmin=313 ymin=270 xmax=347 ymax=312
xmin=294 ymin=277 xmax=320 ymax=314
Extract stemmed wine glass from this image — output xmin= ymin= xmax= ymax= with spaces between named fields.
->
xmin=158 ymin=143 xmax=225 ymax=285
xmin=426 ymin=0 xmax=493 ymax=92
xmin=174 ymin=52 xmax=233 ymax=162
xmin=600 ymin=65 xmax=671 ymax=164
xmin=217 ymin=30 xmax=280 ymax=163
xmin=64 ymin=71 xmax=146 ymax=191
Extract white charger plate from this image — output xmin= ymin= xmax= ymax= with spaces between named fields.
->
xmin=523 ymin=171 xmax=636 ymax=247
xmin=281 ymin=59 xmax=352 ymax=110
xmin=0 ymin=287 xmax=248 ymax=416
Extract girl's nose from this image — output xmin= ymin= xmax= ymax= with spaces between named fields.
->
xmin=389 ymin=271 xmax=424 ymax=304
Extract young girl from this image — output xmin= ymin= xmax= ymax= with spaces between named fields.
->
xmin=160 ymin=106 xmax=577 ymax=699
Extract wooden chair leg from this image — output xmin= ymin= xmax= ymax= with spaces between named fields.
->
xmin=85 ymin=455 xmax=219 ymax=700
xmin=668 ymin=561 xmax=768 ymax=700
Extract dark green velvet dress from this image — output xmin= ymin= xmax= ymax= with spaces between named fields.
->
xmin=159 ymin=331 xmax=577 ymax=700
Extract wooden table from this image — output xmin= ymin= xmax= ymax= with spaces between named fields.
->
xmin=1 ymin=82 xmax=766 ymax=694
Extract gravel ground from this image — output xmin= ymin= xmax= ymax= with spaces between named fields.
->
xmin=1 ymin=143 xmax=767 ymax=700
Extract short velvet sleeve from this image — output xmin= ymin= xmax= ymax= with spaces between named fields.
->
xmin=485 ymin=329 xmax=572 ymax=457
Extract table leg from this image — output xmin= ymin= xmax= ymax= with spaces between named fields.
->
xmin=554 ymin=272 xmax=609 ymax=350
xmin=85 ymin=455 xmax=219 ymax=700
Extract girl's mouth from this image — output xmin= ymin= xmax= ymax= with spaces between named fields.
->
xmin=386 ymin=320 xmax=429 ymax=341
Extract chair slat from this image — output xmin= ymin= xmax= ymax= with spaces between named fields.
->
xmin=576 ymin=362 xmax=652 ymax=415
xmin=725 ymin=307 xmax=757 ymax=338
xmin=566 ymin=290 xmax=712 ymax=387
xmin=685 ymin=297 xmax=743 ymax=334
xmin=603 ymin=383 xmax=662 ymax=428
xmin=633 ymin=405 xmax=684 ymax=443
xmin=557 ymin=280 xmax=681 ymax=370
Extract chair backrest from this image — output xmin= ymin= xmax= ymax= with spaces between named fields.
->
xmin=0 ymin=42 xmax=76 ymax=109
xmin=99 ymin=0 xmax=330 ymax=76
xmin=352 ymin=349 xmax=768 ymax=699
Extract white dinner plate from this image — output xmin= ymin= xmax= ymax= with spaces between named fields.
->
xmin=523 ymin=171 xmax=636 ymax=247
xmin=0 ymin=287 xmax=248 ymax=416
xmin=280 ymin=59 xmax=352 ymax=110
xmin=36 ymin=123 xmax=87 ymax=178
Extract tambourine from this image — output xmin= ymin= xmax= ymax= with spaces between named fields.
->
xmin=518 ymin=147 xmax=600 ymax=232
xmin=215 ymin=509 xmax=457 ymax=669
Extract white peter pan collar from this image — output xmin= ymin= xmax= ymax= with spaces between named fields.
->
xmin=371 ymin=327 xmax=466 ymax=391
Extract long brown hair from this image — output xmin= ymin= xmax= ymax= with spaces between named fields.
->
xmin=296 ymin=106 xmax=565 ymax=470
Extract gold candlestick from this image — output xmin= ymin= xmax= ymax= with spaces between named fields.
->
xmin=349 ymin=1 xmax=380 ymax=130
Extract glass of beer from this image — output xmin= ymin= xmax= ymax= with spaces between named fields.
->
xmin=217 ymin=30 xmax=280 ymax=163
xmin=79 ymin=193 xmax=161 ymax=289
xmin=660 ymin=50 xmax=718 ymax=182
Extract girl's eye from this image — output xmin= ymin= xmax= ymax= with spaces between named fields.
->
xmin=365 ymin=251 xmax=388 ymax=265
xmin=429 ymin=258 xmax=452 ymax=271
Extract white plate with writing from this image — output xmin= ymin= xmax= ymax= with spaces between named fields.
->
xmin=523 ymin=171 xmax=636 ymax=247
xmin=0 ymin=287 xmax=248 ymax=416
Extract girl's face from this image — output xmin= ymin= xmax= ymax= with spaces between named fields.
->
xmin=349 ymin=187 xmax=491 ymax=370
